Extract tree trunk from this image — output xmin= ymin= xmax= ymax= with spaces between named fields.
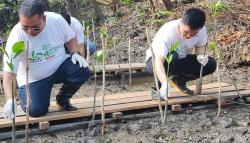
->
xmin=64 ymin=0 xmax=78 ymax=18
xmin=152 ymin=0 xmax=173 ymax=10
xmin=91 ymin=0 xmax=105 ymax=22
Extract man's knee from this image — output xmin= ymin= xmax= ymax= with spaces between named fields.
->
xmin=21 ymin=103 xmax=48 ymax=117
xmin=77 ymin=68 xmax=91 ymax=85
xmin=204 ymin=57 xmax=217 ymax=75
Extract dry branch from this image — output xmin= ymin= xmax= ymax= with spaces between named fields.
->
xmin=25 ymin=41 xmax=30 ymax=143
xmin=128 ymin=37 xmax=132 ymax=86
xmin=146 ymin=27 xmax=164 ymax=123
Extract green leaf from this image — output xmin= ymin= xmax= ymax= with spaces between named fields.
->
xmin=155 ymin=10 xmax=171 ymax=18
xmin=170 ymin=41 xmax=180 ymax=52
xmin=0 ymin=46 xmax=9 ymax=59
xmin=84 ymin=21 xmax=91 ymax=35
xmin=120 ymin=0 xmax=132 ymax=5
xmin=7 ymin=61 xmax=14 ymax=72
xmin=12 ymin=41 xmax=25 ymax=55
xmin=166 ymin=54 xmax=173 ymax=64
xmin=215 ymin=0 xmax=222 ymax=9
xmin=99 ymin=27 xmax=108 ymax=38
xmin=96 ymin=50 xmax=104 ymax=63
xmin=150 ymin=19 xmax=165 ymax=26
xmin=208 ymin=41 xmax=217 ymax=55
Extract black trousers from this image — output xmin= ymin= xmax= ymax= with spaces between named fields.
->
xmin=146 ymin=52 xmax=217 ymax=86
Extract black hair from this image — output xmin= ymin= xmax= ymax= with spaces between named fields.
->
xmin=181 ymin=8 xmax=206 ymax=30
xmin=60 ymin=10 xmax=71 ymax=25
xmin=19 ymin=0 xmax=45 ymax=18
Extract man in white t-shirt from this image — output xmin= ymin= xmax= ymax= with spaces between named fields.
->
xmin=60 ymin=10 xmax=96 ymax=57
xmin=3 ymin=0 xmax=91 ymax=119
xmin=146 ymin=8 xmax=216 ymax=98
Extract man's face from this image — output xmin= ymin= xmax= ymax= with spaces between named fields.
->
xmin=20 ymin=14 xmax=45 ymax=37
xmin=178 ymin=22 xmax=200 ymax=39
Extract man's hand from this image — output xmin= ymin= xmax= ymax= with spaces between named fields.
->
xmin=197 ymin=55 xmax=208 ymax=66
xmin=71 ymin=52 xmax=89 ymax=68
xmin=159 ymin=82 xmax=171 ymax=100
xmin=3 ymin=99 xmax=16 ymax=120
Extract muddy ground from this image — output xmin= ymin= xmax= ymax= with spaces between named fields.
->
xmin=6 ymin=105 xmax=250 ymax=143
xmin=1 ymin=68 xmax=250 ymax=143
xmin=0 ymin=0 xmax=250 ymax=142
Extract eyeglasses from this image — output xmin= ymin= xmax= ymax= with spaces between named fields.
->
xmin=178 ymin=24 xmax=199 ymax=38
xmin=21 ymin=26 xmax=41 ymax=33
xmin=183 ymin=30 xmax=199 ymax=37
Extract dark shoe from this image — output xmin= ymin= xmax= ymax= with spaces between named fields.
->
xmin=56 ymin=100 xmax=77 ymax=111
xmin=56 ymin=84 xmax=81 ymax=111
xmin=172 ymin=79 xmax=194 ymax=95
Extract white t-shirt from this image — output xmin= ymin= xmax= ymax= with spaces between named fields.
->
xmin=3 ymin=12 xmax=75 ymax=87
xmin=146 ymin=19 xmax=207 ymax=61
xmin=70 ymin=17 xmax=84 ymax=44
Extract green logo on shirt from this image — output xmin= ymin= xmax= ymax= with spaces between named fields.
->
xmin=30 ymin=43 xmax=56 ymax=63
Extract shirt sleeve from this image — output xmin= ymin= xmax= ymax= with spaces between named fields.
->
xmin=57 ymin=15 xmax=75 ymax=43
xmin=3 ymin=25 xmax=24 ymax=74
xmin=71 ymin=18 xmax=84 ymax=44
xmin=151 ymin=30 xmax=171 ymax=58
xmin=196 ymin=26 xmax=208 ymax=47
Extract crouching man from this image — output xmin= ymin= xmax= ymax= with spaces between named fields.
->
xmin=146 ymin=8 xmax=216 ymax=98
xmin=3 ymin=0 xmax=91 ymax=118
xmin=60 ymin=10 xmax=97 ymax=57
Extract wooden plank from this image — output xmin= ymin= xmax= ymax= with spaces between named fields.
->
xmin=39 ymin=121 xmax=49 ymax=130
xmin=112 ymin=112 xmax=123 ymax=120
xmin=0 ymin=83 xmax=232 ymax=118
xmin=0 ymin=89 xmax=250 ymax=128
xmin=0 ymin=91 xmax=150 ymax=118
xmin=171 ymin=104 xmax=181 ymax=112
xmin=96 ymin=63 xmax=146 ymax=73
xmin=0 ymin=63 xmax=146 ymax=80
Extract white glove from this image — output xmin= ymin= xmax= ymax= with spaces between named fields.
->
xmin=71 ymin=52 xmax=89 ymax=68
xmin=159 ymin=82 xmax=171 ymax=100
xmin=197 ymin=55 xmax=209 ymax=66
xmin=3 ymin=99 xmax=16 ymax=120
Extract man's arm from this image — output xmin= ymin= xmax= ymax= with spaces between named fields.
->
xmin=64 ymin=37 xmax=79 ymax=54
xmin=155 ymin=54 xmax=168 ymax=85
xmin=79 ymin=43 xmax=86 ymax=58
xmin=3 ymin=71 xmax=16 ymax=100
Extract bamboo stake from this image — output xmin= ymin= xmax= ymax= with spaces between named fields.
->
xmin=90 ymin=18 xmax=97 ymax=125
xmin=100 ymin=30 xmax=106 ymax=136
xmin=128 ymin=36 xmax=132 ymax=86
xmin=92 ymin=18 xmax=96 ymax=44
xmin=11 ymin=71 xmax=16 ymax=143
xmin=25 ymin=41 xmax=30 ymax=143
xmin=212 ymin=16 xmax=222 ymax=116
xmin=10 ymin=50 xmax=16 ymax=142
xmin=163 ymin=63 xmax=169 ymax=121
xmin=217 ymin=51 xmax=221 ymax=116
xmin=113 ymin=38 xmax=116 ymax=64
xmin=146 ymin=27 xmax=164 ymax=123
xmin=0 ymin=40 xmax=4 ymax=93
xmin=195 ymin=46 xmax=207 ymax=95
xmin=86 ymin=30 xmax=90 ymax=63
xmin=222 ymin=61 xmax=240 ymax=99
